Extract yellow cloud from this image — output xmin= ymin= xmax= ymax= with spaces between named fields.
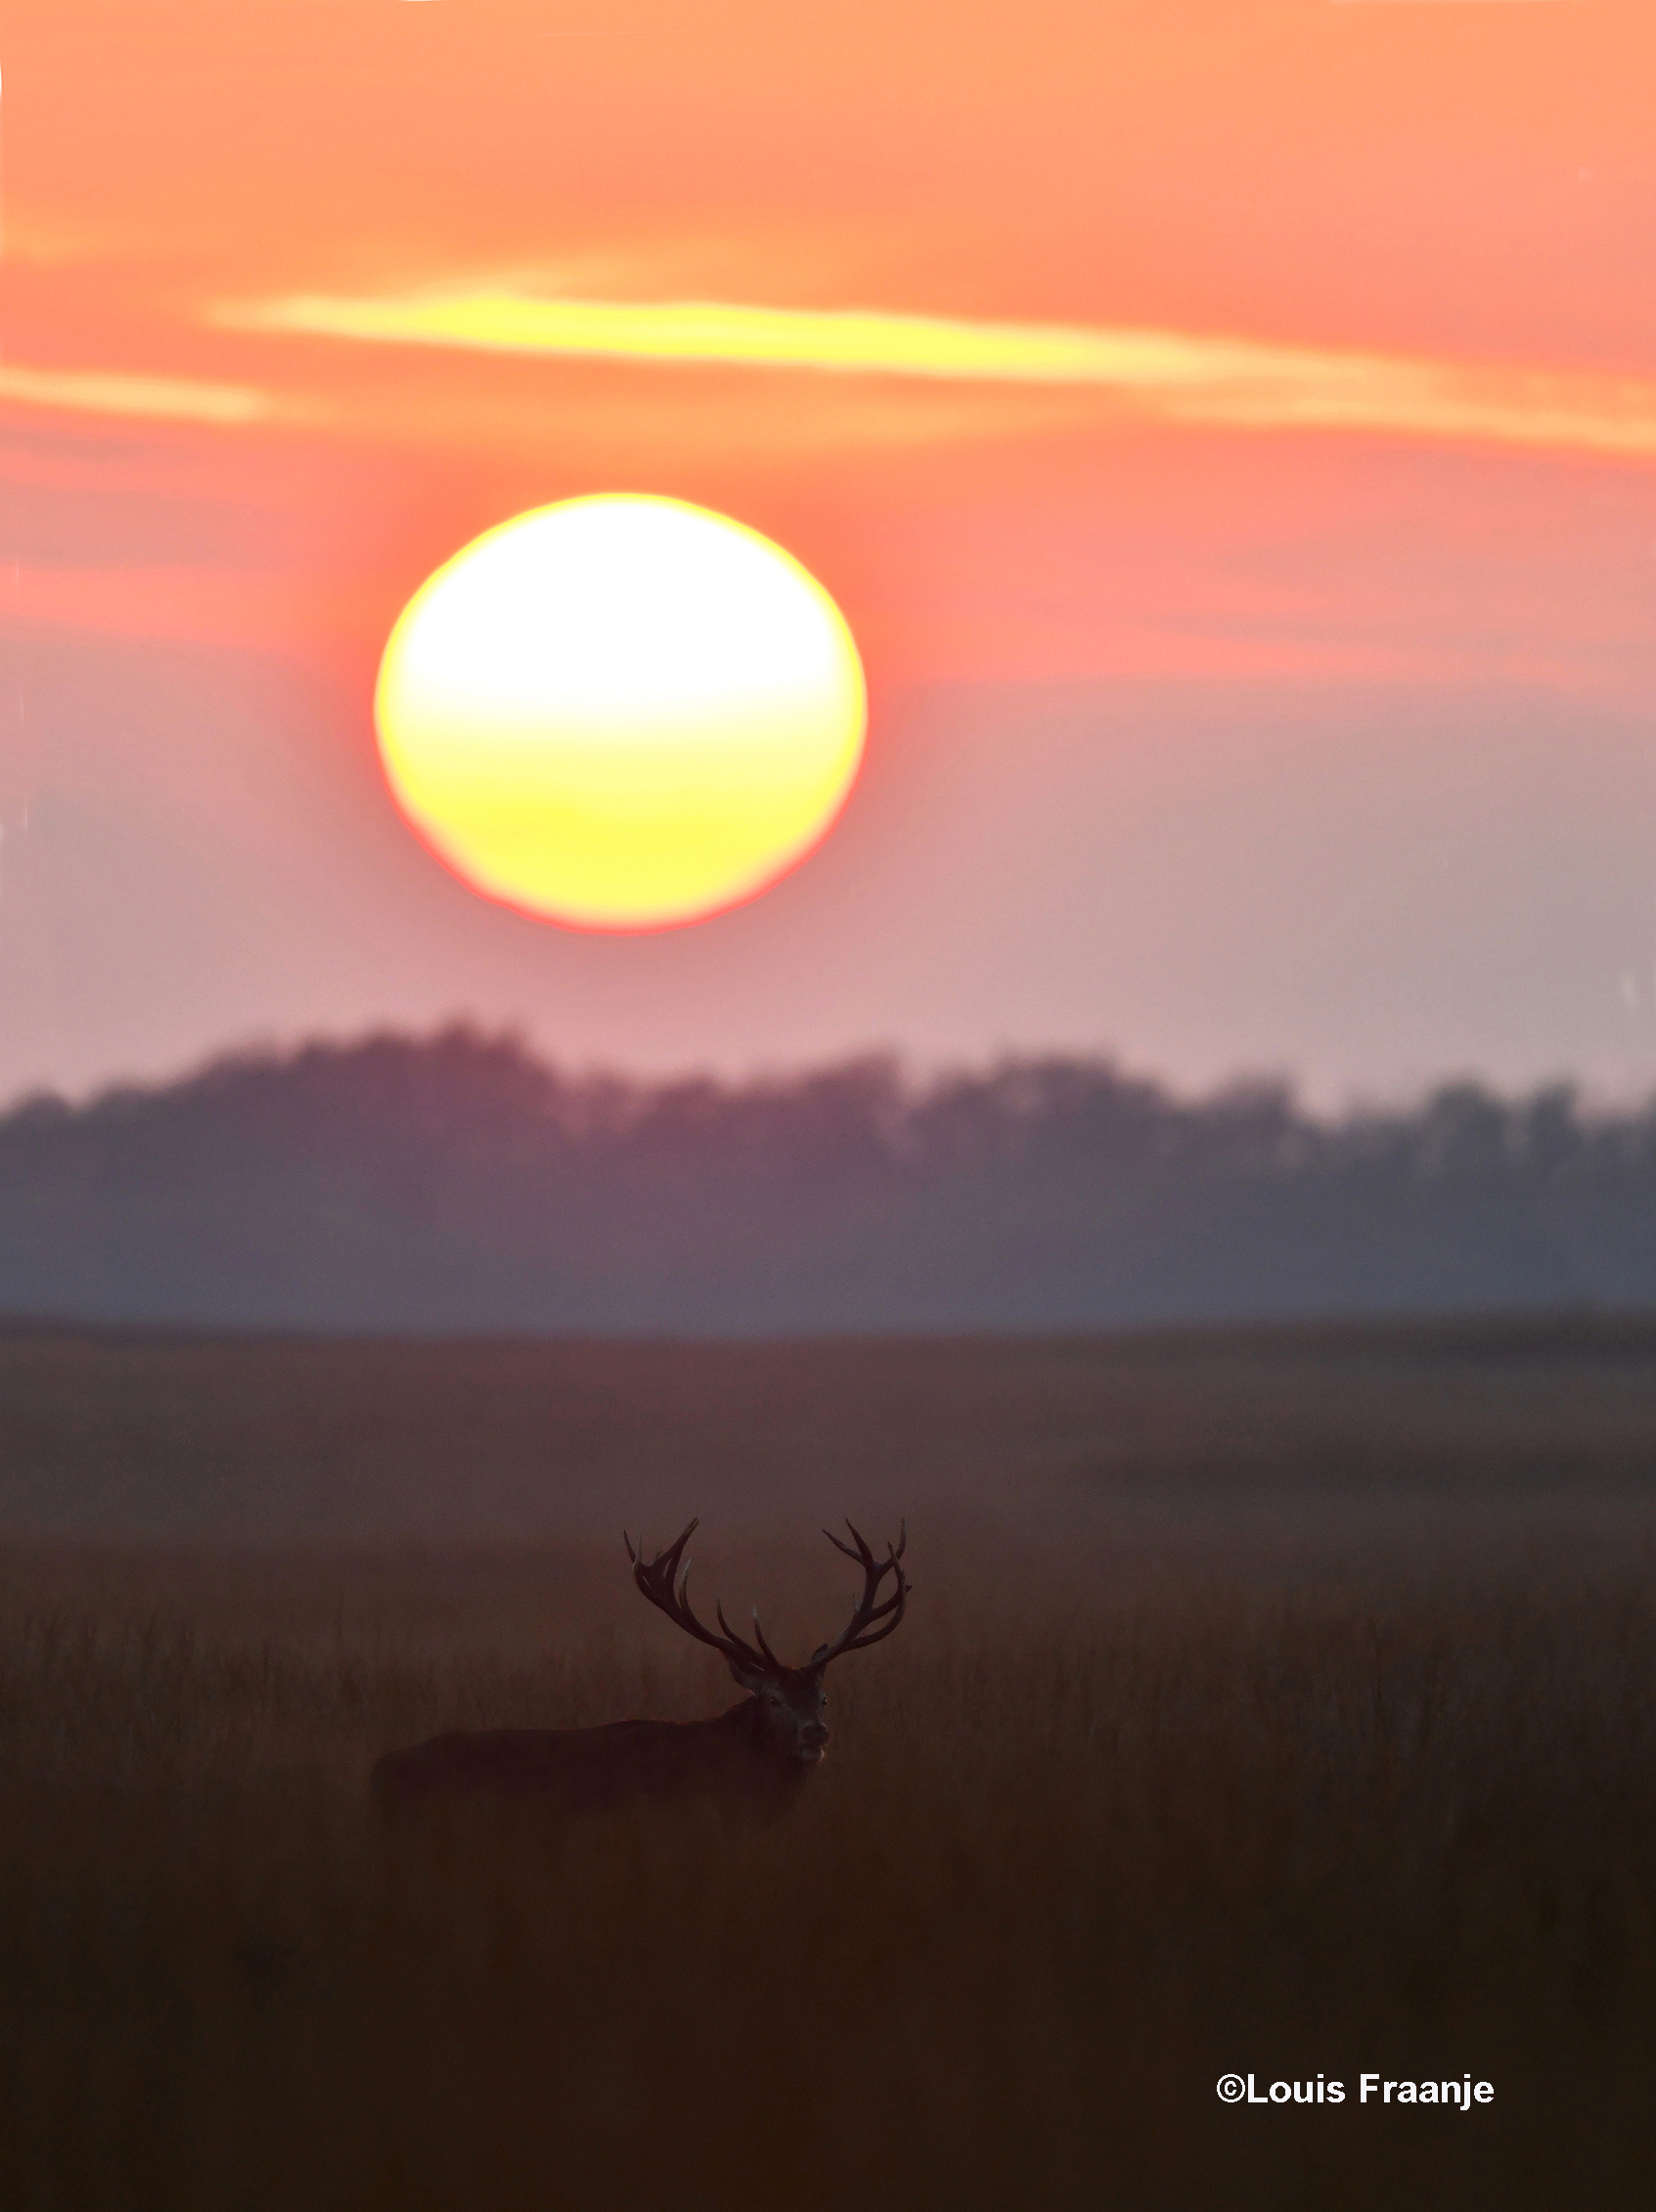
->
xmin=0 ymin=364 xmax=279 ymax=427
xmin=213 ymin=287 xmax=1656 ymax=460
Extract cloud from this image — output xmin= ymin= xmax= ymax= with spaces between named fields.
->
xmin=0 ymin=365 xmax=284 ymax=428
xmin=212 ymin=288 xmax=1656 ymax=461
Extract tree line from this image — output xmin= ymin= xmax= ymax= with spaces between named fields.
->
xmin=3 ymin=1025 xmax=1653 ymax=1332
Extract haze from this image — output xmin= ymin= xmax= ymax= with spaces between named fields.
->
xmin=2 ymin=0 xmax=1653 ymax=1110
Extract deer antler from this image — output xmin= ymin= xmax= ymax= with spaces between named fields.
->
xmin=810 ymin=1520 xmax=910 ymax=1668
xmin=623 ymin=1519 xmax=780 ymax=1677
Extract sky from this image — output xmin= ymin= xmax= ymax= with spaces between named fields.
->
xmin=2 ymin=0 xmax=1654 ymax=1111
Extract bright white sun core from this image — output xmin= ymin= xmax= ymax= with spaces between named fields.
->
xmin=373 ymin=494 xmax=868 ymax=930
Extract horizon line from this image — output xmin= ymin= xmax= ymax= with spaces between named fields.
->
xmin=3 ymin=1022 xmax=1646 ymax=1129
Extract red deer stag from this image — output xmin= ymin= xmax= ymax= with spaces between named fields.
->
xmin=371 ymin=1518 xmax=908 ymax=1825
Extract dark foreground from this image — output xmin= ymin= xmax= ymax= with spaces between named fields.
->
xmin=2 ymin=1529 xmax=1655 ymax=2209
xmin=2 ymin=1318 xmax=1656 ymax=2206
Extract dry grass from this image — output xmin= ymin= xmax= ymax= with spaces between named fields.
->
xmin=9 ymin=1314 xmax=1656 ymax=1541
xmin=2 ymin=1526 xmax=1655 ymax=2209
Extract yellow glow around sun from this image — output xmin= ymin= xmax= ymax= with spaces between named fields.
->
xmin=374 ymin=496 xmax=867 ymax=930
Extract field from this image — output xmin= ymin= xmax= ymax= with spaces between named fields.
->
xmin=3 ymin=1317 xmax=1656 ymax=2207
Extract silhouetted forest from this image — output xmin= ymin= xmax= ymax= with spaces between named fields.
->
xmin=3 ymin=1027 xmax=1655 ymax=1331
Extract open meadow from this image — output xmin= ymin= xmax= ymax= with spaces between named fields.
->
xmin=3 ymin=1317 xmax=1656 ymax=2207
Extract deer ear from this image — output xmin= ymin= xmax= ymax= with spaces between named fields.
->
xmin=727 ymin=1655 xmax=770 ymax=1693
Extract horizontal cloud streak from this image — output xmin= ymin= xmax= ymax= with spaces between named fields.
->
xmin=0 ymin=364 xmax=280 ymax=427
xmin=215 ymin=290 xmax=1656 ymax=459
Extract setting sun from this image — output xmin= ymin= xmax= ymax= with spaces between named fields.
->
xmin=372 ymin=496 xmax=867 ymax=931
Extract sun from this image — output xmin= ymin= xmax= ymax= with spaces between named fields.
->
xmin=373 ymin=495 xmax=867 ymax=930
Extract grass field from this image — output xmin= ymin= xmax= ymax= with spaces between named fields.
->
xmin=3 ymin=1319 xmax=1656 ymax=2207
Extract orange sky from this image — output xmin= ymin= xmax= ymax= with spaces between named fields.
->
xmin=2 ymin=0 xmax=1655 ymax=1105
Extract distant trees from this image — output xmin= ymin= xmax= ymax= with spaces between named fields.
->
xmin=2 ymin=1026 xmax=1653 ymax=1332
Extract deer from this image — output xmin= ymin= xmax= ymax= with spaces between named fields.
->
xmin=370 ymin=1517 xmax=909 ymax=1828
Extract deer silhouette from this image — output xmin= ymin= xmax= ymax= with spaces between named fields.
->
xmin=371 ymin=1518 xmax=909 ymax=1826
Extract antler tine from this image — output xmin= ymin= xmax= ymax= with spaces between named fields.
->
xmin=811 ymin=1517 xmax=912 ymax=1668
xmin=709 ymin=1595 xmax=770 ymax=1672
xmin=846 ymin=1517 xmax=904 ymax=1570
xmin=747 ymin=1606 xmax=783 ymax=1669
xmin=627 ymin=1518 xmax=779 ymax=1675
xmin=825 ymin=1517 xmax=907 ymax=1567
xmin=625 ymin=1515 xmax=696 ymax=1574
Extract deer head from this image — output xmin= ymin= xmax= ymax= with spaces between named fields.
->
xmin=623 ymin=1517 xmax=910 ymax=1763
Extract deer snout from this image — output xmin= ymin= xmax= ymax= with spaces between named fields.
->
xmin=799 ymin=1719 xmax=828 ymax=1749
